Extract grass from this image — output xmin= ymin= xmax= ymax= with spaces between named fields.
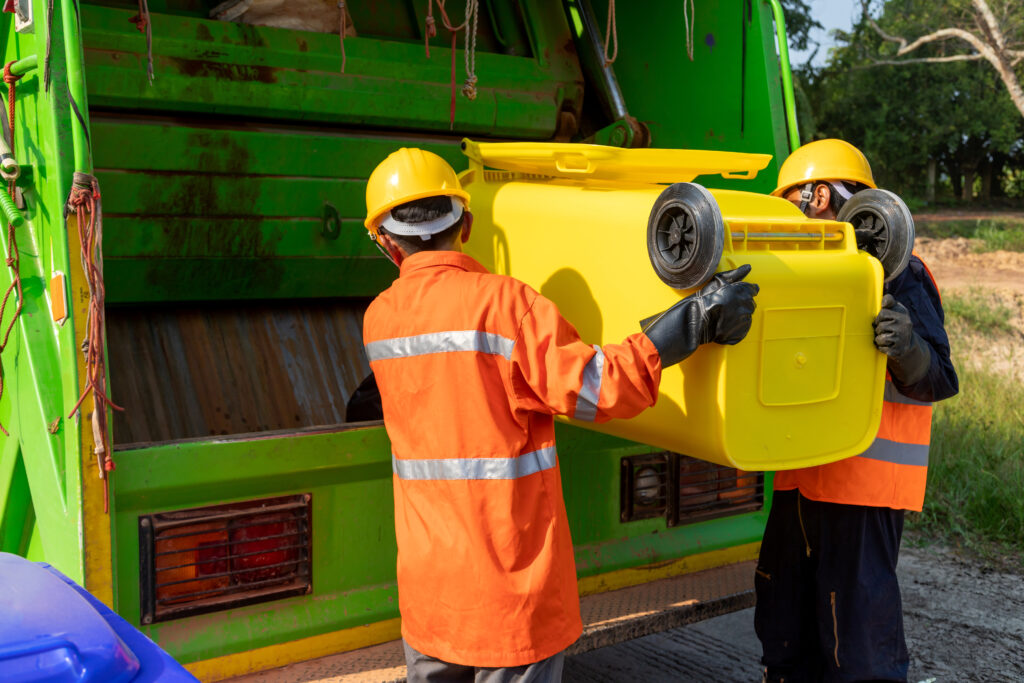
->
xmin=906 ymin=290 xmax=1024 ymax=565
xmin=942 ymin=289 xmax=1017 ymax=335
xmin=912 ymin=365 xmax=1024 ymax=561
xmin=914 ymin=217 xmax=1024 ymax=253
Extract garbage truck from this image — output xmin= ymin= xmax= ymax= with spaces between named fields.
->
xmin=0 ymin=0 xmax=908 ymax=679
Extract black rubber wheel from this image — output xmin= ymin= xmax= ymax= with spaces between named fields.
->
xmin=836 ymin=188 xmax=915 ymax=282
xmin=646 ymin=183 xmax=725 ymax=289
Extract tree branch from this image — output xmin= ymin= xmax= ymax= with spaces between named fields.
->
xmin=858 ymin=54 xmax=984 ymax=69
xmin=865 ymin=0 xmax=1024 ymax=119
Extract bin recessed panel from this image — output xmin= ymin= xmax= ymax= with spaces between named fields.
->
xmin=759 ymin=306 xmax=844 ymax=406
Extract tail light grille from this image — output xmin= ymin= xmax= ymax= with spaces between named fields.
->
xmin=139 ymin=494 xmax=312 ymax=624
xmin=621 ymin=453 xmax=763 ymax=526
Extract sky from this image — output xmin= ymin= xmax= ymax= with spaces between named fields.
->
xmin=788 ymin=0 xmax=862 ymax=68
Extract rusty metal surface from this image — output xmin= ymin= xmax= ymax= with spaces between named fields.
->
xmin=107 ymin=302 xmax=371 ymax=445
xmin=226 ymin=561 xmax=755 ymax=683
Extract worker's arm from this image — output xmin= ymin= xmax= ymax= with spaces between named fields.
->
xmin=506 ymin=266 xmax=758 ymax=423
xmin=875 ymin=256 xmax=958 ymax=403
xmin=506 ymin=291 xmax=663 ymax=423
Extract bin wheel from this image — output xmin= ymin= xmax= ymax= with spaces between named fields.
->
xmin=647 ymin=183 xmax=724 ymax=289
xmin=836 ymin=188 xmax=915 ymax=282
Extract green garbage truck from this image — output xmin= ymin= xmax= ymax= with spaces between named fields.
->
xmin=0 ymin=0 xmax=798 ymax=678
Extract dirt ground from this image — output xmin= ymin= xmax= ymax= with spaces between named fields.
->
xmin=566 ymin=233 xmax=1024 ymax=682
xmin=564 ymin=539 xmax=1024 ymax=682
xmin=913 ymin=236 xmax=1024 ymax=382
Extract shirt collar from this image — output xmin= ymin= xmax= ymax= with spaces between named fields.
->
xmin=399 ymin=250 xmax=489 ymax=277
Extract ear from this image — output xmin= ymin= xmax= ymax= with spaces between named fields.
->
xmin=460 ymin=212 xmax=473 ymax=244
xmin=377 ymin=232 xmax=406 ymax=266
xmin=808 ymin=183 xmax=833 ymax=219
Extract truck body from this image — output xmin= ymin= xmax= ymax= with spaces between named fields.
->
xmin=0 ymin=0 xmax=799 ymax=678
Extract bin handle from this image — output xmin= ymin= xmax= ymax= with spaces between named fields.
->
xmin=553 ymin=154 xmax=595 ymax=174
xmin=720 ymin=169 xmax=760 ymax=180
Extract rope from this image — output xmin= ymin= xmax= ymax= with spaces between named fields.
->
xmin=338 ymin=1 xmax=347 ymax=73
xmin=683 ymin=0 xmax=695 ymax=62
xmin=424 ymin=0 xmax=436 ymax=58
xmin=602 ymin=0 xmax=618 ymax=67
xmin=461 ymin=0 xmax=479 ymax=100
xmin=130 ymin=0 xmax=154 ymax=84
xmin=0 ymin=62 xmax=24 ymax=438
xmin=44 ymin=0 xmax=53 ymax=90
xmin=66 ymin=171 xmax=124 ymax=513
xmin=424 ymin=0 xmax=480 ymax=126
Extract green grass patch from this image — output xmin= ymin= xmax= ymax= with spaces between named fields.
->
xmin=911 ymin=365 xmax=1024 ymax=559
xmin=942 ymin=289 xmax=1017 ymax=335
xmin=914 ymin=217 xmax=1024 ymax=252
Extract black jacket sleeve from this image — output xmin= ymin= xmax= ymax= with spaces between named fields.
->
xmin=883 ymin=255 xmax=959 ymax=403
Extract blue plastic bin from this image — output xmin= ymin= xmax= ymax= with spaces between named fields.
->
xmin=0 ymin=552 xmax=198 ymax=682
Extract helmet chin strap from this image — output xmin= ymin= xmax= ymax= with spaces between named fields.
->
xmin=798 ymin=182 xmax=815 ymax=215
xmin=369 ymin=232 xmax=404 ymax=267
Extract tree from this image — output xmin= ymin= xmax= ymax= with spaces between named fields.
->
xmin=862 ymin=0 xmax=1024 ymax=119
xmin=797 ymin=3 xmax=1022 ymax=202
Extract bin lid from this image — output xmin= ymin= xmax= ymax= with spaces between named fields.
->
xmin=462 ymin=139 xmax=772 ymax=184
xmin=0 ymin=552 xmax=141 ymax=683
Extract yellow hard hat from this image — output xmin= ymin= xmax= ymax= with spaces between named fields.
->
xmin=771 ymin=139 xmax=877 ymax=197
xmin=364 ymin=148 xmax=471 ymax=233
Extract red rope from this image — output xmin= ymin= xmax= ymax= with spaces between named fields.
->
xmin=425 ymin=0 xmax=468 ymax=129
xmin=0 ymin=61 xmax=24 ymax=437
xmin=67 ymin=172 xmax=124 ymax=513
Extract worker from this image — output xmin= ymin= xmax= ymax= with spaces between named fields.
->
xmin=755 ymin=139 xmax=959 ymax=682
xmin=361 ymin=148 xmax=759 ymax=682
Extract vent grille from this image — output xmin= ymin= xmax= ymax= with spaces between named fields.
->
xmin=621 ymin=453 xmax=763 ymax=526
xmin=139 ymin=494 xmax=312 ymax=624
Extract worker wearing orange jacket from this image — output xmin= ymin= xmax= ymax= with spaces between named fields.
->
xmin=755 ymin=140 xmax=959 ymax=682
xmin=361 ymin=148 xmax=759 ymax=682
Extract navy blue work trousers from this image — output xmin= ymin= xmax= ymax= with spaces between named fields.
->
xmin=754 ymin=489 xmax=909 ymax=682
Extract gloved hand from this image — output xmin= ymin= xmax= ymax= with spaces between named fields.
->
xmin=642 ymin=264 xmax=759 ymax=368
xmin=873 ymin=293 xmax=931 ymax=384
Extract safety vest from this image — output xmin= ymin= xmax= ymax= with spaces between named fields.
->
xmin=774 ymin=260 xmax=940 ymax=512
xmin=363 ymin=250 xmax=662 ymax=667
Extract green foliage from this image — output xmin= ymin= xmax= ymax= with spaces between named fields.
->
xmin=943 ymin=289 xmax=1017 ymax=335
xmin=795 ymin=0 xmax=1024 ymax=200
xmin=917 ymin=365 xmax=1024 ymax=555
xmin=915 ymin=218 xmax=1024 ymax=252
xmin=974 ymin=223 xmax=1024 ymax=252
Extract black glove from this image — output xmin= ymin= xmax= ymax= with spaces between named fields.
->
xmin=642 ymin=264 xmax=759 ymax=368
xmin=873 ymin=293 xmax=931 ymax=385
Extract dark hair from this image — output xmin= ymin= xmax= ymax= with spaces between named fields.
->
xmin=825 ymin=181 xmax=867 ymax=215
xmin=379 ymin=196 xmax=464 ymax=253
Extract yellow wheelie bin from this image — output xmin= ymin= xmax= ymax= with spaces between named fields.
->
xmin=459 ymin=140 xmax=904 ymax=471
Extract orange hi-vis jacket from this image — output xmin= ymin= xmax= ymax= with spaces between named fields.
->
xmin=773 ymin=376 xmax=932 ymax=511
xmin=775 ymin=258 xmax=945 ymax=512
xmin=363 ymin=251 xmax=663 ymax=667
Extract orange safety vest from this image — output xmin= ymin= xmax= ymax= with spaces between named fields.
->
xmin=364 ymin=251 xmax=662 ymax=667
xmin=775 ymin=260 xmax=940 ymax=512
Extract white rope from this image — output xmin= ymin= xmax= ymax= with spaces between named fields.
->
xmin=461 ymin=0 xmax=479 ymax=100
xmin=603 ymin=0 xmax=618 ymax=66
xmin=683 ymin=0 xmax=695 ymax=62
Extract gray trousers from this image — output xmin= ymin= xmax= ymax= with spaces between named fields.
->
xmin=403 ymin=640 xmax=565 ymax=683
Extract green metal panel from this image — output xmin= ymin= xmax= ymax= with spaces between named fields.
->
xmin=79 ymin=1 xmax=582 ymax=138
xmin=593 ymin=0 xmax=790 ymax=193
xmin=111 ymin=422 xmax=766 ymax=665
xmin=113 ymin=426 xmax=397 ymax=662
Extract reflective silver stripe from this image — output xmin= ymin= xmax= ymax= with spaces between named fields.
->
xmin=573 ymin=345 xmax=605 ymax=422
xmin=392 ymin=447 xmax=557 ymax=481
xmin=366 ymin=331 xmax=514 ymax=362
xmin=858 ymin=437 xmax=929 ymax=467
xmin=884 ymin=381 xmax=932 ymax=407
